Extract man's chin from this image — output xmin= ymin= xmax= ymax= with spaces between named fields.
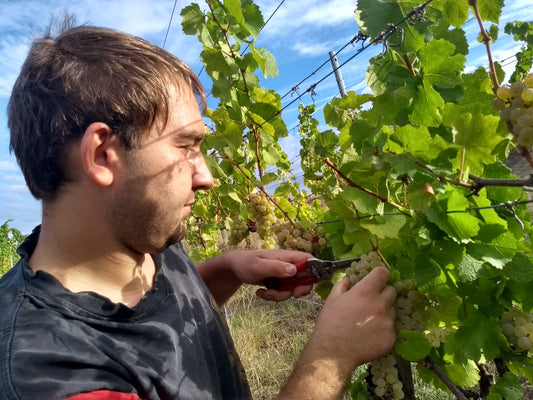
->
xmin=167 ymin=225 xmax=187 ymax=247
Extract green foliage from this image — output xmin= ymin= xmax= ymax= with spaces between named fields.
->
xmin=505 ymin=21 xmax=533 ymax=83
xmin=0 ymin=221 xmax=25 ymax=276
xmin=181 ymin=0 xmax=533 ymax=397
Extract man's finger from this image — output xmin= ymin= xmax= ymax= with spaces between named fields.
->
xmin=355 ymin=267 xmax=391 ymax=291
xmin=327 ymin=277 xmax=350 ymax=300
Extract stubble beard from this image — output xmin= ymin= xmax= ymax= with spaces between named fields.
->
xmin=107 ymin=179 xmax=187 ymax=255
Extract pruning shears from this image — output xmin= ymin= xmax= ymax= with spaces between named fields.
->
xmin=263 ymin=257 xmax=361 ymax=291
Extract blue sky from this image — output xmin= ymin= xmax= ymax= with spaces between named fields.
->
xmin=0 ymin=0 xmax=530 ymax=234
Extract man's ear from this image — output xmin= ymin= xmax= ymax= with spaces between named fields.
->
xmin=79 ymin=122 xmax=121 ymax=186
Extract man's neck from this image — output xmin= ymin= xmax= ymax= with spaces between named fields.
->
xmin=29 ymin=219 xmax=157 ymax=308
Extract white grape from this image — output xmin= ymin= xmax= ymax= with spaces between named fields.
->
xmin=492 ymin=98 xmax=506 ymax=111
xmin=497 ymin=85 xmax=513 ymax=101
xmin=514 ymin=325 xmax=528 ymax=338
xmin=500 ymin=308 xmax=533 ymax=354
xmin=510 ymin=81 xmax=526 ymax=97
xmin=522 ymin=88 xmax=533 ymax=103
xmin=524 ymin=73 xmax=533 ymax=88
xmin=274 ymin=221 xmax=326 ymax=253
xmin=494 ymin=75 xmax=533 ymax=146
xmin=517 ymin=336 xmax=532 ymax=351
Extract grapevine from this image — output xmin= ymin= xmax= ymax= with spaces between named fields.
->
xmin=180 ymin=0 xmax=533 ymax=398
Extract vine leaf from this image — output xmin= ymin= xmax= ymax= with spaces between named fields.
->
xmin=456 ymin=254 xmax=484 ymax=282
xmin=250 ymin=44 xmax=278 ymax=78
xmin=180 ymin=3 xmax=205 ymax=35
xmin=410 ymin=84 xmax=444 ymax=127
xmin=453 ymin=113 xmax=503 ymax=175
xmin=487 ymin=372 xmax=524 ymax=400
xmin=502 ymin=252 xmax=533 ymax=283
xmin=447 ymin=315 xmax=507 ymax=364
xmin=395 ymin=331 xmax=431 ymax=361
xmin=426 ymin=189 xmax=480 ymax=243
xmin=432 ymin=0 xmax=470 ymax=29
xmin=476 ymin=0 xmax=504 ymax=24
xmin=440 ymin=357 xmax=480 ymax=390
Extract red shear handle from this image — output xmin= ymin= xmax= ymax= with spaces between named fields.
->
xmin=263 ymin=260 xmax=317 ymax=291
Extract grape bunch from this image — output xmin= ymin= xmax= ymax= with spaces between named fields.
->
xmin=393 ymin=279 xmax=426 ymax=334
xmin=345 ymin=252 xmax=436 ymax=399
xmin=228 ymin=217 xmax=250 ymax=247
xmin=369 ymin=354 xmax=405 ymax=400
xmin=248 ymin=192 xmax=279 ymax=248
xmin=344 ymin=251 xmax=383 ymax=285
xmin=493 ymin=73 xmax=533 ymax=146
xmin=274 ymin=222 xmax=327 ymax=254
xmin=500 ymin=307 xmax=533 ymax=352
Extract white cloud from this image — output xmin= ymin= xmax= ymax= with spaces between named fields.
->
xmin=0 ymin=159 xmax=19 ymax=173
xmin=260 ymin=0 xmax=356 ymax=36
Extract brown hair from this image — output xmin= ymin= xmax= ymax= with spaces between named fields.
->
xmin=8 ymin=24 xmax=205 ymax=201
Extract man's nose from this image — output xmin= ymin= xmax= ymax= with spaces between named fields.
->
xmin=192 ymin=154 xmax=214 ymax=191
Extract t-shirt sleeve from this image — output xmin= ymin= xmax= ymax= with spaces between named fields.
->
xmin=64 ymin=390 xmax=143 ymax=400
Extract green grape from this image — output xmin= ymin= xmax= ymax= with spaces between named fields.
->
xmin=274 ymin=221 xmax=325 ymax=253
xmin=517 ymin=336 xmax=532 ymax=351
xmin=510 ymin=107 xmax=525 ymax=122
xmin=492 ymin=98 xmax=506 ymax=111
xmin=511 ymin=97 xmax=525 ymax=108
xmin=248 ymin=192 xmax=278 ymax=246
xmin=228 ymin=217 xmax=250 ymax=246
xmin=524 ymin=73 xmax=533 ymax=88
xmin=370 ymin=354 xmax=404 ymax=400
xmin=522 ymin=88 xmax=533 ymax=103
xmin=518 ymin=127 xmax=533 ymax=146
xmin=500 ymin=308 xmax=533 ymax=353
xmin=500 ymin=108 xmax=512 ymax=121
xmin=517 ymin=113 xmax=533 ymax=127
xmin=514 ymin=325 xmax=528 ymax=338
xmin=497 ymin=85 xmax=513 ymax=100
xmin=510 ymin=81 xmax=526 ymax=97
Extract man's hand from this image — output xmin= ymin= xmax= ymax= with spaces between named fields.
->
xmin=230 ymin=249 xmax=314 ymax=301
xmin=279 ymin=267 xmax=397 ymax=400
xmin=196 ymin=249 xmax=314 ymax=305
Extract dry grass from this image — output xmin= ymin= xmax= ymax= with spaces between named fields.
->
xmin=223 ymin=285 xmax=323 ymax=399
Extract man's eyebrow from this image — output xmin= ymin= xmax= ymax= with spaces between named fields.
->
xmin=173 ymin=129 xmax=205 ymax=142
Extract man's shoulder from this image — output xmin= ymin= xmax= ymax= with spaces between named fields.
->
xmin=0 ymin=262 xmax=25 ymax=314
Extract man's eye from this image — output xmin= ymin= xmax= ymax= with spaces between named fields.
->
xmin=180 ymin=146 xmax=200 ymax=158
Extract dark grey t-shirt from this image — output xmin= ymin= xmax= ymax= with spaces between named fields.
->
xmin=0 ymin=227 xmax=251 ymax=400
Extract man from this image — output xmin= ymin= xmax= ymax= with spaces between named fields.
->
xmin=0 ymin=24 xmax=397 ymax=400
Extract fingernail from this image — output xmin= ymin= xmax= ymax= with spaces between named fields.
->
xmin=285 ymin=265 xmax=296 ymax=275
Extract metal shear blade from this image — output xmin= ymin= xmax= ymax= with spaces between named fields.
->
xmin=307 ymin=257 xmax=360 ymax=282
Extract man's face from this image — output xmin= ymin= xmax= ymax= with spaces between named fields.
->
xmin=107 ymin=85 xmax=214 ymax=254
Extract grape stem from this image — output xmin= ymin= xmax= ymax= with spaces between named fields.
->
xmin=414 ymin=160 xmax=473 ymax=189
xmin=375 ymin=248 xmax=392 ymax=271
xmin=468 ymin=174 xmax=533 ymax=196
xmin=421 ymin=357 xmax=468 ymax=400
xmin=322 ymin=157 xmax=405 ymax=211
xmin=469 ymin=0 xmax=500 ymax=92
